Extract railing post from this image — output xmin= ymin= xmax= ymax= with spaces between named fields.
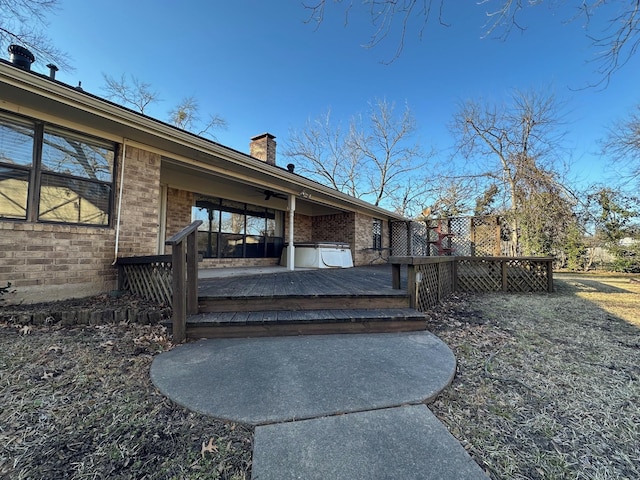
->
xmin=186 ymin=230 xmax=198 ymax=315
xmin=392 ymin=262 xmax=402 ymax=289
xmin=407 ymin=264 xmax=417 ymax=309
xmin=171 ymin=241 xmax=186 ymax=343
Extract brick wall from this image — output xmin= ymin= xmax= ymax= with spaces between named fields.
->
xmin=165 ymin=187 xmax=194 ymax=240
xmin=311 ymin=213 xmax=355 ymax=246
xmin=115 ymin=147 xmax=161 ymax=257
xmin=0 ymin=222 xmax=117 ymax=304
xmin=0 ymin=145 xmax=162 ymax=304
xmin=283 ymin=213 xmax=313 ymax=243
xmin=353 ymin=213 xmax=390 ymax=266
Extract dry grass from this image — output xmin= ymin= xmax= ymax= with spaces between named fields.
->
xmin=2 ymin=273 xmax=638 ymax=479
xmin=0 ymin=320 xmax=252 ymax=479
xmin=428 ymin=272 xmax=640 ymax=479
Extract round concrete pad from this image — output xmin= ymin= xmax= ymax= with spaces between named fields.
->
xmin=150 ymin=331 xmax=456 ymax=425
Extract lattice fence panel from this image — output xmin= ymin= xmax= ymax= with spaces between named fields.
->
xmin=425 ymin=216 xmax=501 ymax=256
xmin=414 ymin=261 xmax=456 ymax=311
xmin=415 ymin=263 xmax=439 ymax=311
xmin=391 ymin=221 xmax=409 ymax=256
xmin=410 ymin=222 xmax=429 ymax=256
xmin=391 ymin=221 xmax=429 ymax=256
xmin=121 ymin=261 xmax=173 ymax=306
xmin=456 ymin=258 xmax=502 ymax=292
xmin=506 ymin=258 xmax=549 ymax=292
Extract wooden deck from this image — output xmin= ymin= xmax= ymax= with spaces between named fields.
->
xmin=186 ymin=265 xmax=425 ymax=338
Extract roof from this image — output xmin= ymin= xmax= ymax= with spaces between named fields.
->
xmin=0 ymin=60 xmax=407 ymax=222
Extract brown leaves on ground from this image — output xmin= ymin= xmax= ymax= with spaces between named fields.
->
xmin=0 ymin=321 xmax=252 ymax=479
xmin=428 ymin=274 xmax=640 ymax=480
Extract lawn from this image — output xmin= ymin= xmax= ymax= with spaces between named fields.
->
xmin=1 ymin=272 xmax=638 ymax=479
xmin=428 ymin=272 xmax=640 ymax=479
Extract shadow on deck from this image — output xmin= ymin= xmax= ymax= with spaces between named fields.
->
xmin=186 ymin=265 xmax=425 ymax=338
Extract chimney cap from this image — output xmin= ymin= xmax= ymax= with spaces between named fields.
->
xmin=250 ymin=132 xmax=276 ymax=141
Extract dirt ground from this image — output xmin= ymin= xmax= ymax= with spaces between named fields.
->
xmin=1 ymin=272 xmax=638 ymax=479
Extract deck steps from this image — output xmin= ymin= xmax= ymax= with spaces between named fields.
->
xmin=184 ymin=307 xmax=427 ymax=339
xmin=197 ymin=293 xmax=410 ymax=312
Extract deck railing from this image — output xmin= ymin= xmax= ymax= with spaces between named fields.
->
xmin=390 ymin=256 xmax=554 ymax=312
xmin=117 ymin=220 xmax=202 ymax=343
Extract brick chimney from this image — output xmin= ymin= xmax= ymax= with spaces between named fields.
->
xmin=250 ymin=133 xmax=276 ymax=166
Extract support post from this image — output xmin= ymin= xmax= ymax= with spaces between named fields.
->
xmin=171 ymin=241 xmax=186 ymax=343
xmin=501 ymin=259 xmax=508 ymax=292
xmin=186 ymin=230 xmax=198 ymax=315
xmin=392 ymin=262 xmax=401 ymax=289
xmin=407 ymin=264 xmax=416 ymax=309
xmin=546 ymin=259 xmax=554 ymax=293
xmin=287 ymin=194 xmax=296 ymax=271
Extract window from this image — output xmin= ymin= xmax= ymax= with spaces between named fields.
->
xmin=373 ymin=218 xmax=383 ymax=250
xmin=193 ymin=196 xmax=284 ymax=259
xmin=0 ymin=111 xmax=115 ymax=225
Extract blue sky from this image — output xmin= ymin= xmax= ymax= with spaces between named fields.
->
xmin=38 ymin=1 xmax=639 ymax=193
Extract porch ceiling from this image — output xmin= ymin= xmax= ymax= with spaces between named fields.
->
xmin=161 ymin=158 xmax=344 ymax=216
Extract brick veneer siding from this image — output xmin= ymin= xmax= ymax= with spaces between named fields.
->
xmin=115 ymin=147 xmax=161 ymax=257
xmin=165 ymin=187 xmax=194 ymax=244
xmin=0 ymin=222 xmax=117 ymax=304
xmin=283 ymin=213 xmax=313 ymax=243
xmin=311 ymin=213 xmax=356 ymax=246
xmin=0 ymin=145 xmax=162 ymax=304
xmin=354 ymin=213 xmax=390 ymax=266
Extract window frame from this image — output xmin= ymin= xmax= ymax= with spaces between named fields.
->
xmin=0 ymin=110 xmax=117 ymax=227
xmin=373 ymin=218 xmax=383 ymax=250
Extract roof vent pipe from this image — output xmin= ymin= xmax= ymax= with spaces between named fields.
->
xmin=8 ymin=45 xmax=35 ymax=70
xmin=287 ymin=163 xmax=295 ymax=173
xmin=46 ymin=63 xmax=58 ymax=79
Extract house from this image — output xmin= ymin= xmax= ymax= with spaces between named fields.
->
xmin=0 ymin=48 xmax=406 ymax=304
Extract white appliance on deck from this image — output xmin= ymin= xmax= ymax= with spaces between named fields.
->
xmin=280 ymin=242 xmax=354 ymax=269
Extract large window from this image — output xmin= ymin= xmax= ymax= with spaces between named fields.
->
xmin=193 ymin=197 xmax=284 ymax=259
xmin=0 ymin=111 xmax=115 ymax=225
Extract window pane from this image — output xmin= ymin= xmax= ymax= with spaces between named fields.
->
xmin=0 ymin=166 xmax=29 ymax=219
xmin=245 ymin=235 xmax=264 ymax=258
xmin=246 ymin=214 xmax=266 ymax=235
xmin=0 ymin=114 xmax=34 ymax=167
xmin=42 ymin=127 xmax=114 ymax=181
xmin=220 ymin=233 xmax=243 ymax=258
xmin=38 ymin=174 xmax=110 ymax=225
xmin=221 ymin=211 xmax=245 ymax=234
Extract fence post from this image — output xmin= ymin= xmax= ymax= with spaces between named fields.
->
xmin=501 ymin=259 xmax=508 ymax=292
xmin=546 ymin=259 xmax=554 ymax=293
xmin=171 ymin=241 xmax=186 ymax=343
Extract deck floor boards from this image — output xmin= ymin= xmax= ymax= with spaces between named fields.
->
xmin=197 ymin=265 xmax=405 ymax=299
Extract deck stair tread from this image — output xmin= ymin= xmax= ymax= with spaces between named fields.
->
xmin=188 ymin=307 xmax=426 ymax=326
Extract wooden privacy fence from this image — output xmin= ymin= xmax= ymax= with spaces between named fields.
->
xmin=116 ymin=220 xmax=202 ymax=343
xmin=390 ymin=256 xmax=554 ymax=312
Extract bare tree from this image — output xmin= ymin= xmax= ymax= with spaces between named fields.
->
xmin=602 ymin=103 xmax=640 ymax=185
xmin=284 ymin=99 xmax=426 ymax=208
xmin=304 ymin=1 xmax=640 ymax=82
xmin=101 ymin=74 xmax=161 ymax=114
xmin=168 ymin=96 xmax=227 ymax=140
xmin=101 ymin=76 xmax=227 ymax=139
xmin=0 ymin=0 xmax=71 ymax=69
xmin=450 ymin=89 xmax=571 ymax=254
